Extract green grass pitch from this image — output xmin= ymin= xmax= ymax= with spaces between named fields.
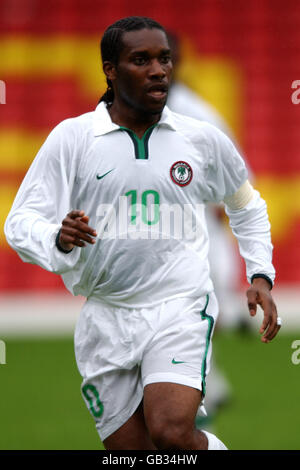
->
xmin=0 ymin=329 xmax=299 ymax=450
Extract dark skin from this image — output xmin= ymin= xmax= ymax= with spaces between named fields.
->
xmin=103 ymin=28 xmax=172 ymax=137
xmin=58 ymin=28 xmax=280 ymax=449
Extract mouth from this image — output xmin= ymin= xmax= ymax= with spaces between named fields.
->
xmin=146 ymin=84 xmax=168 ymax=101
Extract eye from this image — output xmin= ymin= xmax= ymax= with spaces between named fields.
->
xmin=133 ymin=57 xmax=147 ymax=65
xmin=160 ymin=55 xmax=171 ymax=64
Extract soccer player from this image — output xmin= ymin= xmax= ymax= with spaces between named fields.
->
xmin=5 ymin=16 xmax=281 ymax=450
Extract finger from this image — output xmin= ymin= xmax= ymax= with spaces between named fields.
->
xmin=246 ymin=289 xmax=258 ymax=316
xmin=67 ymin=210 xmax=85 ymax=219
xmin=59 ymin=233 xmax=85 ymax=248
xmin=265 ymin=324 xmax=281 ymax=342
xmin=262 ymin=306 xmax=280 ymax=342
xmin=80 ymin=216 xmax=98 ymax=236
xmin=260 ymin=303 xmax=278 ymax=342
xmin=263 ymin=306 xmax=278 ymax=338
xmin=259 ymin=315 xmax=270 ymax=335
xmin=63 ymin=218 xmax=97 ymax=236
xmin=72 ymin=239 xmax=86 ymax=248
xmin=259 ymin=299 xmax=276 ymax=334
xmin=261 ymin=325 xmax=281 ymax=343
xmin=61 ymin=227 xmax=96 ymax=244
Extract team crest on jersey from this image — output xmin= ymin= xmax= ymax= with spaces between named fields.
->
xmin=170 ymin=161 xmax=193 ymax=186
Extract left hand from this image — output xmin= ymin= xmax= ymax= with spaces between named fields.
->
xmin=246 ymin=277 xmax=281 ymax=343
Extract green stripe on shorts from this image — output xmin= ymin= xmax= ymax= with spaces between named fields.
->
xmin=200 ymin=295 xmax=214 ymax=396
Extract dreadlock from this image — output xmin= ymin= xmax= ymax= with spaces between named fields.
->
xmin=99 ymin=16 xmax=166 ymax=105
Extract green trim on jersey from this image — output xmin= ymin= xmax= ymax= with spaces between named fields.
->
xmin=200 ymin=295 xmax=214 ymax=397
xmin=120 ymin=125 xmax=156 ymax=159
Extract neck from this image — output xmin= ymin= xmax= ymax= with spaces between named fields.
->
xmin=107 ymin=99 xmax=162 ymax=138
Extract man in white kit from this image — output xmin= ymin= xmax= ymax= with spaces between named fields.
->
xmin=5 ymin=16 xmax=281 ymax=450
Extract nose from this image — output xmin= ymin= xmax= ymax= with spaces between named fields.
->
xmin=149 ymin=59 xmax=166 ymax=79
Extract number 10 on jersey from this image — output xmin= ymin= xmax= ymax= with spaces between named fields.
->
xmin=125 ymin=189 xmax=160 ymax=226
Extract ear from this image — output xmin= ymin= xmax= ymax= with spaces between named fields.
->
xmin=103 ymin=61 xmax=117 ymax=82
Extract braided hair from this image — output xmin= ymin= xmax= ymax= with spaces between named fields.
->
xmin=99 ymin=16 xmax=166 ymax=104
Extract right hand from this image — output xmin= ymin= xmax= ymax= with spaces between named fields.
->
xmin=58 ymin=210 xmax=97 ymax=251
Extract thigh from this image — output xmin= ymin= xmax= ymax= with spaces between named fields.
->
xmin=143 ymin=382 xmax=204 ymax=450
xmin=144 ymin=382 xmax=202 ymax=427
xmin=103 ymin=401 xmax=156 ymax=450
xmin=81 ymin=366 xmax=144 ymax=445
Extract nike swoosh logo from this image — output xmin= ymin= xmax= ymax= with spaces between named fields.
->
xmin=172 ymin=358 xmax=186 ymax=364
xmin=96 ymin=169 xmax=115 ymax=180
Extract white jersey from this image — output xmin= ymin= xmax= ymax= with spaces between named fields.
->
xmin=168 ymin=81 xmax=244 ymax=320
xmin=5 ymin=102 xmax=275 ymax=308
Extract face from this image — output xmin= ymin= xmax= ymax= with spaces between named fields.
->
xmin=105 ymin=28 xmax=173 ymax=115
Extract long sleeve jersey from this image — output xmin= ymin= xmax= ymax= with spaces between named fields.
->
xmin=5 ymin=103 xmax=275 ymax=307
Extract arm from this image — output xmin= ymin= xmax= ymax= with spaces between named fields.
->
xmin=224 ymin=183 xmax=280 ymax=343
xmin=203 ymin=124 xmax=280 ymax=342
xmin=4 ymin=120 xmax=96 ymax=274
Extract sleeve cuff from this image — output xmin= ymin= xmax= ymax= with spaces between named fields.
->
xmin=55 ymin=229 xmax=73 ymax=254
xmin=251 ymin=273 xmax=273 ymax=290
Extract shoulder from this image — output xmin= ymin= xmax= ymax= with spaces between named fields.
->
xmin=42 ymin=110 xmax=95 ymax=156
xmin=170 ymin=109 xmax=230 ymax=149
xmin=37 ymin=110 xmax=95 ymax=165
xmin=51 ymin=110 xmax=94 ymax=138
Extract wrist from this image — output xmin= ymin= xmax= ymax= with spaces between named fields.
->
xmin=55 ymin=229 xmax=73 ymax=254
xmin=251 ymin=274 xmax=273 ymax=290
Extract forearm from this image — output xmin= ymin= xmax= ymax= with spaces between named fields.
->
xmin=4 ymin=211 xmax=80 ymax=274
xmin=225 ymin=189 xmax=275 ymax=285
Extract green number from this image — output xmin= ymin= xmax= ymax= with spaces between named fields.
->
xmin=125 ymin=189 xmax=160 ymax=226
xmin=142 ymin=190 xmax=160 ymax=225
xmin=125 ymin=189 xmax=137 ymax=225
xmin=82 ymin=384 xmax=104 ymax=418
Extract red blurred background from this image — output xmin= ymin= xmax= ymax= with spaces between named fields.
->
xmin=0 ymin=0 xmax=299 ymax=291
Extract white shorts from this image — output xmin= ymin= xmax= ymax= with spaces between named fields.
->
xmin=74 ymin=293 xmax=218 ymax=442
